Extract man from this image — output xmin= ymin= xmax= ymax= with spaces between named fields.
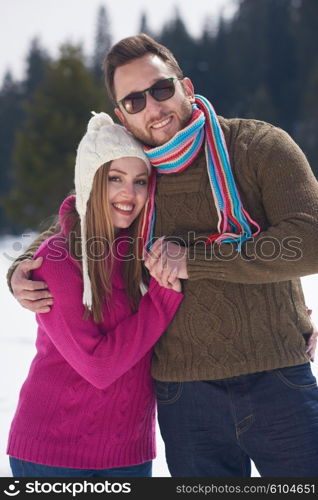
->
xmin=8 ymin=34 xmax=318 ymax=477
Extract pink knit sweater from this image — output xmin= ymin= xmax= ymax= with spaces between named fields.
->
xmin=7 ymin=196 xmax=183 ymax=469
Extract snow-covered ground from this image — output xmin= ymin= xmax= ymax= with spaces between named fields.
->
xmin=1 ymin=235 xmax=318 ymax=477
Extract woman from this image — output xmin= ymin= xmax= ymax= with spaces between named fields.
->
xmin=7 ymin=113 xmax=183 ymax=477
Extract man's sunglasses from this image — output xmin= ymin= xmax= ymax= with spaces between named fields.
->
xmin=116 ymin=77 xmax=183 ymax=114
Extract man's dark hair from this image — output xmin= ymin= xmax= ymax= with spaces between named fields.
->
xmin=103 ymin=33 xmax=184 ymax=104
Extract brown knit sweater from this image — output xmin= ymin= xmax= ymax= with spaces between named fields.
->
xmin=7 ymin=117 xmax=318 ymax=381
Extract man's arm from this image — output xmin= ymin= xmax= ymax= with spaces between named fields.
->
xmin=7 ymin=223 xmax=59 ymax=313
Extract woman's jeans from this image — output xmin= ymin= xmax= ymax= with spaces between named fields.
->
xmin=156 ymin=363 xmax=318 ymax=477
xmin=10 ymin=457 xmax=152 ymax=478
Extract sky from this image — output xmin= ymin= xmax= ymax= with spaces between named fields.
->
xmin=0 ymin=0 xmax=237 ymax=82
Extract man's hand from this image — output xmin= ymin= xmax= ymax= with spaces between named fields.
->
xmin=144 ymin=238 xmax=189 ymax=287
xmin=306 ymin=309 xmax=318 ymax=362
xmin=11 ymin=258 xmax=53 ymax=313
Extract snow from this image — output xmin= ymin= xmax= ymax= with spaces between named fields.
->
xmin=1 ymin=235 xmax=317 ymax=477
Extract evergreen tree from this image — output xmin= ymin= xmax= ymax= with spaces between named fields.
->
xmin=206 ymin=17 xmax=233 ymax=114
xmin=24 ymin=38 xmax=50 ymax=97
xmin=295 ymin=61 xmax=318 ymax=177
xmin=92 ymin=5 xmax=112 ymax=80
xmin=159 ymin=9 xmax=197 ymax=80
xmin=4 ymin=44 xmax=113 ymax=229
xmin=265 ymin=0 xmax=298 ymax=130
xmin=292 ymin=0 xmax=318 ymax=86
xmin=246 ymin=85 xmax=277 ymax=124
xmin=138 ymin=12 xmax=154 ymax=37
xmin=0 ymin=72 xmax=25 ymax=233
xmin=196 ymin=18 xmax=218 ymax=107
xmin=229 ymin=1 xmax=297 ymax=126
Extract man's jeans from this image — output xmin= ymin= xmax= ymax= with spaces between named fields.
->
xmin=9 ymin=457 xmax=152 ymax=477
xmin=156 ymin=363 xmax=318 ymax=477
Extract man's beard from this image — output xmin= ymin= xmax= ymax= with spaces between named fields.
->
xmin=124 ymin=99 xmax=193 ymax=147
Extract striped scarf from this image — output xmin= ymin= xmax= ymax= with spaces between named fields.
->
xmin=139 ymin=95 xmax=260 ymax=253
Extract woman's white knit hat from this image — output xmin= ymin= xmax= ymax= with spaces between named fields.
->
xmin=74 ymin=112 xmax=151 ymax=309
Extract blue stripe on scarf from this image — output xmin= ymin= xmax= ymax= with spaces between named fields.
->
xmin=157 ymin=130 xmax=204 ymax=171
xmin=205 ymin=145 xmax=224 ymax=211
xmin=147 ymin=113 xmax=205 ymax=159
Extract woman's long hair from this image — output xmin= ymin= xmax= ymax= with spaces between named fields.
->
xmin=66 ymin=161 xmax=147 ymax=323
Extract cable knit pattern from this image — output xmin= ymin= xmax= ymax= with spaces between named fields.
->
xmin=151 ymin=117 xmax=318 ymax=381
xmin=7 ymin=198 xmax=183 ymax=469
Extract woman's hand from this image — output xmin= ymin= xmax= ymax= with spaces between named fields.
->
xmin=161 ymin=267 xmax=182 ymax=292
xmin=144 ymin=238 xmax=182 ymax=292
